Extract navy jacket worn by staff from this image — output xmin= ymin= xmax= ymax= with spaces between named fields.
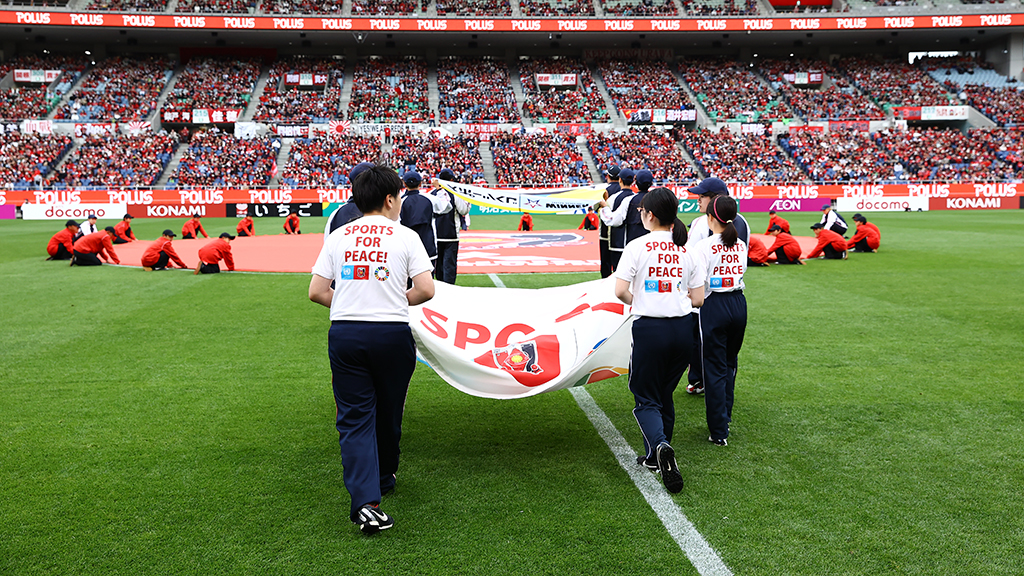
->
xmin=624 ymin=190 xmax=650 ymax=244
xmin=600 ymin=181 xmax=621 ymax=241
xmin=400 ymin=190 xmax=438 ymax=259
xmin=433 ymin=189 xmax=461 ymax=241
xmin=608 ymin=190 xmax=633 ymax=251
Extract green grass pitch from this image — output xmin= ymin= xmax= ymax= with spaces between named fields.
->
xmin=2 ymin=210 xmax=1023 ymax=575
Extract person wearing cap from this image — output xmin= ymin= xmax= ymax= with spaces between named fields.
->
xmin=431 ymin=168 xmax=471 ymax=285
xmin=142 ymin=230 xmax=188 ymax=271
xmin=847 ymin=214 xmax=880 ymax=253
xmin=47 ymin=220 xmax=80 ymax=260
xmin=624 ymin=169 xmax=656 ymax=244
xmin=517 ymin=211 xmax=533 ymax=231
xmin=684 ymin=177 xmax=751 ymax=395
xmin=598 ymin=166 xmax=622 ymax=278
xmin=819 ymin=203 xmax=848 ymax=236
xmin=76 ymin=214 xmax=98 ymax=240
xmin=195 ymin=233 xmax=236 ymax=274
xmin=236 ymin=214 xmax=255 ymax=237
xmin=766 ymin=224 xmax=804 ymax=264
xmin=578 ymin=206 xmax=599 ymax=230
xmin=401 ymin=170 xmax=451 ymax=268
xmin=597 ymin=167 xmax=636 ymax=272
xmin=765 ymin=210 xmax=790 ymax=235
xmin=71 ymin=226 xmax=120 ymax=267
xmin=113 ymin=214 xmax=137 ymax=244
xmin=308 ymin=164 xmax=435 ymax=535
xmin=283 ymin=209 xmax=301 ymax=235
xmin=325 ymin=162 xmax=374 ymax=240
xmin=182 ymin=214 xmax=208 ymax=239
xmin=808 ymin=223 xmax=847 ymax=260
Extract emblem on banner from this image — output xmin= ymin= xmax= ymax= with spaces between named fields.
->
xmin=474 ymin=335 xmax=562 ymax=387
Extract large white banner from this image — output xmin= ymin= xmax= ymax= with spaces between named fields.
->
xmin=411 ymin=278 xmax=633 ymax=399
xmin=835 ymin=196 xmax=929 ymax=212
xmin=437 ymin=180 xmax=608 ymax=214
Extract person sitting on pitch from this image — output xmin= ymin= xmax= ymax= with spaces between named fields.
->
xmin=819 ymin=203 xmax=849 ymax=236
xmin=518 ymin=211 xmax=533 ymax=231
xmin=46 ymin=219 xmax=79 ymax=261
xmin=113 ymin=214 xmax=137 ymax=244
xmin=847 ymin=213 xmax=880 ymax=253
xmin=142 ymin=229 xmax=188 ymax=271
xmin=808 ymin=223 xmax=847 ymax=260
xmin=765 ymin=210 xmax=790 ymax=234
xmin=283 ymin=209 xmax=301 ymax=234
xmin=195 ymin=233 xmax=235 ymax=274
xmin=747 ymin=235 xmax=770 ymax=267
xmin=766 ymin=225 xmax=804 ymax=265
xmin=236 ymin=214 xmax=255 ymax=237
xmin=71 ymin=226 xmax=120 ymax=267
xmin=182 ymin=214 xmax=208 ymax=239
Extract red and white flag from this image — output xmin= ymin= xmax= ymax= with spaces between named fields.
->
xmin=127 ymin=121 xmax=151 ymax=134
xmin=328 ymin=120 xmax=350 ymax=135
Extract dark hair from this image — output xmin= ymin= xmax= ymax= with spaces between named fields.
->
xmin=707 ymin=195 xmax=739 ymax=248
xmin=104 ymin=226 xmax=116 ymax=234
xmin=642 ymin=187 xmax=687 ymax=247
xmin=636 ymin=180 xmax=653 ymax=193
xmin=352 ymin=165 xmax=402 ymax=214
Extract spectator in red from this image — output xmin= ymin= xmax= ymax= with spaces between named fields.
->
xmin=47 ymin=220 xmax=80 ymax=261
xmin=747 ymin=236 xmax=770 ymax=267
xmin=236 ymin=215 xmax=255 ymax=237
xmin=766 ymin=225 xmax=803 ymax=265
xmin=71 ymin=227 xmax=120 ymax=267
xmin=807 ymin=223 xmax=847 ymax=260
xmin=847 ymin=214 xmax=880 ymax=253
xmin=579 ymin=207 xmax=599 ymax=230
xmin=113 ymin=214 xmax=137 ymax=244
xmin=766 ymin=210 xmax=790 ymax=234
xmin=142 ymin=230 xmax=188 ymax=271
xmin=284 ymin=210 xmax=301 ymax=234
xmin=518 ymin=212 xmax=534 ymax=231
xmin=195 ymin=233 xmax=236 ymax=274
xmin=182 ymin=214 xmax=208 ymax=239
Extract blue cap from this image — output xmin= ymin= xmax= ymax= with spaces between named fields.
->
xmin=688 ymin=177 xmax=729 ymax=196
xmin=635 ymin=169 xmax=654 ymax=185
xmin=438 ymin=168 xmax=455 ymax=181
xmin=618 ymin=168 xmax=635 ymax=185
xmin=607 ymin=165 xmax=621 ymax=178
xmin=821 ymin=203 xmax=831 ymax=210
xmin=403 ymin=170 xmax=422 ymax=184
xmin=349 ymin=162 xmax=374 ymax=184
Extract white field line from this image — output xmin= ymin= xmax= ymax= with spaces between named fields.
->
xmin=486 ymin=273 xmax=506 ymax=288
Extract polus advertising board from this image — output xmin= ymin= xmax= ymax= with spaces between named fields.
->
xmin=22 ymin=204 xmax=127 ymax=220
xmin=836 ymin=196 xmax=929 ymax=212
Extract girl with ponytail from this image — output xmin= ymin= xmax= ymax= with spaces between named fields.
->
xmin=612 ymin=187 xmax=705 ymax=494
xmin=692 ymin=194 xmax=748 ymax=447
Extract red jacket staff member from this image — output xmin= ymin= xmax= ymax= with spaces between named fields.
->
xmin=195 ymin=233 xmax=235 ymax=274
xmin=71 ymin=227 xmax=120 ymax=266
xmin=47 ymin=219 xmax=79 ymax=260
xmin=182 ymin=214 xmax=208 ymax=239
xmin=142 ymin=229 xmax=188 ymax=271
xmin=578 ymin=207 xmax=599 ymax=230
xmin=847 ymin=213 xmax=880 ymax=252
xmin=766 ymin=225 xmax=803 ymax=264
xmin=765 ymin=210 xmax=790 ymax=234
xmin=113 ymin=214 xmax=137 ymax=244
xmin=808 ymin=223 xmax=847 ymax=259
xmin=747 ymin=236 xmax=770 ymax=267
xmin=236 ymin=215 xmax=255 ymax=237
xmin=284 ymin=211 xmax=301 ymax=234
xmin=517 ymin=212 xmax=533 ymax=231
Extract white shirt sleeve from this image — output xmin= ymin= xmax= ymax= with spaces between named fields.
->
xmin=405 ymin=229 xmax=434 ymax=279
xmin=428 ymin=191 xmax=453 ymax=215
xmin=454 ymin=194 xmax=471 ymax=216
xmin=311 ymin=240 xmax=334 ymax=280
xmin=601 ymin=192 xmax=632 ymax=227
xmin=613 ymin=241 xmax=638 ymax=283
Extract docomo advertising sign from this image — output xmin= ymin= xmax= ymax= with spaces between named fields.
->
xmin=836 ymin=196 xmax=929 ymax=212
xmin=5 ymin=10 xmax=1021 ymax=31
xmin=22 ymin=203 xmax=127 ymax=220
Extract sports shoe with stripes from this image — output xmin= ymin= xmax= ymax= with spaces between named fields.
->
xmin=355 ymin=504 xmax=394 ymax=535
xmin=686 ymin=382 xmax=704 ymax=395
xmin=656 ymin=442 xmax=684 ymax=494
xmin=636 ymin=454 xmax=658 ymax=471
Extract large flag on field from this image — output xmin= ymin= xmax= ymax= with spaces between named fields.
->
xmin=410 ymin=278 xmax=633 ymax=399
xmin=435 ymin=180 xmax=609 ymax=214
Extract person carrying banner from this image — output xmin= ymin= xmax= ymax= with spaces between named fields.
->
xmin=624 ymin=170 xmax=655 ymax=244
xmin=808 ymin=223 xmax=848 ymax=260
xmin=820 ymin=204 xmax=848 ymax=236
xmin=194 ymin=233 xmax=236 ymax=274
xmin=142 ymin=230 xmax=189 ymax=271
xmin=614 ymin=187 xmax=705 ymax=494
xmin=46 ymin=220 xmax=79 ymax=260
xmin=599 ymin=168 xmax=636 ymax=272
xmin=284 ymin=209 xmax=301 ymax=234
xmin=598 ymin=166 xmax=622 ymax=278
xmin=432 ymin=168 xmax=471 ymax=285
xmin=400 ymin=170 xmax=451 ymax=267
xmin=236 ymin=214 xmax=255 ymax=237
xmin=765 ymin=210 xmax=790 ymax=234
xmin=113 ymin=214 xmax=136 ymax=244
xmin=766 ymin=225 xmax=804 ymax=264
xmin=71 ymin=227 xmax=120 ymax=267
xmin=847 ymin=214 xmax=880 ymax=252
xmin=308 ymin=165 xmax=435 ymax=535
xmin=182 ymin=214 xmax=208 ymax=239
xmin=694 ymin=195 xmax=748 ymax=447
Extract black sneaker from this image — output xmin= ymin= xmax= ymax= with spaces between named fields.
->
xmin=636 ymin=455 xmax=658 ymax=471
xmin=708 ymin=437 xmax=728 ymax=447
xmin=656 ymin=442 xmax=684 ymax=494
xmin=355 ymin=504 xmax=393 ymax=535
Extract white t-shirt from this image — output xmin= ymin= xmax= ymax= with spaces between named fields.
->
xmin=686 ymin=214 xmax=711 ymax=248
xmin=614 ymin=230 xmax=705 ymax=318
xmin=694 ymin=234 xmax=747 ymax=297
xmin=312 ymin=215 xmax=433 ymax=322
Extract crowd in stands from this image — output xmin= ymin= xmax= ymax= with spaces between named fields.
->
xmin=436 ymin=57 xmax=519 ymax=124
xmin=55 ymin=56 xmax=173 ymax=123
xmin=521 ymin=0 xmax=595 ymax=16
xmin=780 ymin=129 xmax=896 ymax=182
xmin=682 ymin=128 xmax=805 ymax=183
xmin=959 ymin=86 xmax=1024 ymax=127
xmin=86 ymin=0 xmax=168 ymax=10
xmin=758 ymin=59 xmax=884 ymax=121
xmin=437 ymin=0 xmax=511 ymax=15
xmin=254 ymin=56 xmax=345 ymax=124
xmin=490 ymin=131 xmax=589 ymax=186
xmin=351 ymin=0 xmax=419 ymax=14
xmin=48 ymin=133 xmax=179 ymax=188
xmin=680 ymin=58 xmax=792 ymax=122
xmin=836 ymin=57 xmax=956 ymax=107
xmin=171 ymin=130 xmax=279 ymax=187
xmin=0 ymin=54 xmax=89 ymax=121
xmin=163 ymin=57 xmax=261 ymax=115
xmin=974 ymin=128 xmax=1024 ymax=176
xmin=872 ymin=127 xmax=1006 ymax=182
xmin=588 ymin=129 xmax=699 ymax=183
xmin=601 ymin=0 xmax=678 ymax=16
xmin=175 ymin=0 xmax=256 ymax=12
xmin=0 ymin=131 xmax=74 ymax=189
xmin=681 ymin=0 xmax=757 ymax=16
xmin=264 ymin=0 xmax=341 ymax=13
xmin=348 ymin=57 xmax=429 ymax=124
xmin=390 ymin=132 xmax=486 ymax=183
xmin=281 ymin=133 xmax=381 ymax=187
xmin=520 ymin=57 xmax=609 ymax=124
xmin=596 ymin=58 xmax=691 ymax=115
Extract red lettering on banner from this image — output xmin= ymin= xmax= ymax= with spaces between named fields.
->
xmin=604 ymin=20 xmax=633 ymax=31
xmin=651 ymin=20 xmax=680 ymax=30
xmin=225 ymin=17 xmax=255 ymax=28
xmin=495 ymin=323 xmax=534 ymax=348
xmin=70 ymin=13 xmax=103 ymax=25
xmin=744 ymin=19 xmax=773 ymax=30
xmin=122 ymin=14 xmax=155 ymax=26
xmin=17 ymin=12 xmax=51 ymax=24
xmin=555 ymin=304 xmax=590 ymax=323
xmin=558 ymin=20 xmax=588 ymax=31
xmin=837 ymin=17 xmax=867 ymax=29
xmin=420 ymin=308 xmax=449 ymax=339
xmin=511 ymin=20 xmax=541 ymax=31
xmin=34 ymin=191 xmax=81 ymax=204
xmin=981 ymin=14 xmax=1012 ymax=26
xmin=884 ymin=17 xmax=914 ymax=28
xmin=249 ymin=190 xmax=292 ymax=203
xmin=789 ymin=18 xmax=819 ymax=29
xmin=273 ymin=17 xmax=303 ymax=29
xmin=418 ymin=19 xmax=447 ymax=30
xmin=697 ymin=19 xmax=726 ymax=30
xmin=464 ymin=19 xmax=494 ymax=31
xmin=321 ymin=18 xmax=353 ymax=29
xmin=454 ymin=321 xmax=490 ymax=350
xmin=174 ymin=16 xmax=206 ymax=27
xmin=370 ymin=19 xmax=400 ymax=29
xmin=931 ymin=15 xmax=962 ymax=27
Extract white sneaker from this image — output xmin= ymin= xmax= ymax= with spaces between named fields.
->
xmin=355 ymin=504 xmax=394 ymax=535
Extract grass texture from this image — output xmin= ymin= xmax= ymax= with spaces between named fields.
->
xmin=1 ymin=211 xmax=1023 ymax=575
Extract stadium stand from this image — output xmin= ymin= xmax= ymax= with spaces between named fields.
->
xmin=680 ymin=57 xmax=793 ymax=122
xmin=595 ymin=58 xmax=693 ymax=119
xmin=436 ymin=57 xmax=520 ymax=124
xmin=681 ymin=0 xmax=758 ymax=16
xmin=601 ymin=0 xmax=680 ymax=16
xmin=175 ymin=0 xmax=257 ymax=12
xmin=835 ymin=57 xmax=957 ymax=108
xmin=519 ymin=57 xmax=609 ymax=124
xmin=162 ymin=57 xmax=261 ymax=117
xmin=0 ymin=131 xmax=75 ymax=190
xmin=520 ymin=0 xmax=596 ymax=16
xmin=0 ymin=54 xmax=89 ymax=121
xmin=86 ymin=0 xmax=169 ymax=10
xmin=170 ymin=130 xmax=279 ymax=187
xmin=681 ymin=128 xmax=806 ymax=183
xmin=975 ymin=128 xmax=1024 ymax=176
xmin=348 ymin=57 xmax=429 ymax=124
xmin=390 ymin=132 xmax=486 ymax=183
xmin=253 ymin=56 xmax=345 ymax=124
xmin=48 ymin=133 xmax=179 ymax=189
xmin=351 ymin=0 xmax=420 ymax=15
xmin=587 ymin=129 xmax=700 ymax=183
xmin=758 ymin=58 xmax=885 ymax=121
xmin=437 ymin=0 xmax=512 ymax=15
xmin=779 ymin=128 xmax=897 ymax=183
xmin=281 ymin=133 xmax=381 ymax=187
xmin=490 ymin=132 xmax=590 ymax=186
xmin=54 ymin=56 xmax=174 ymax=123
xmin=872 ymin=127 xmax=1005 ymax=182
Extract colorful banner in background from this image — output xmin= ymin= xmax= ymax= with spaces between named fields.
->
xmin=411 ymin=278 xmax=633 ymax=399
xmin=437 ymin=180 xmax=608 ymax=214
